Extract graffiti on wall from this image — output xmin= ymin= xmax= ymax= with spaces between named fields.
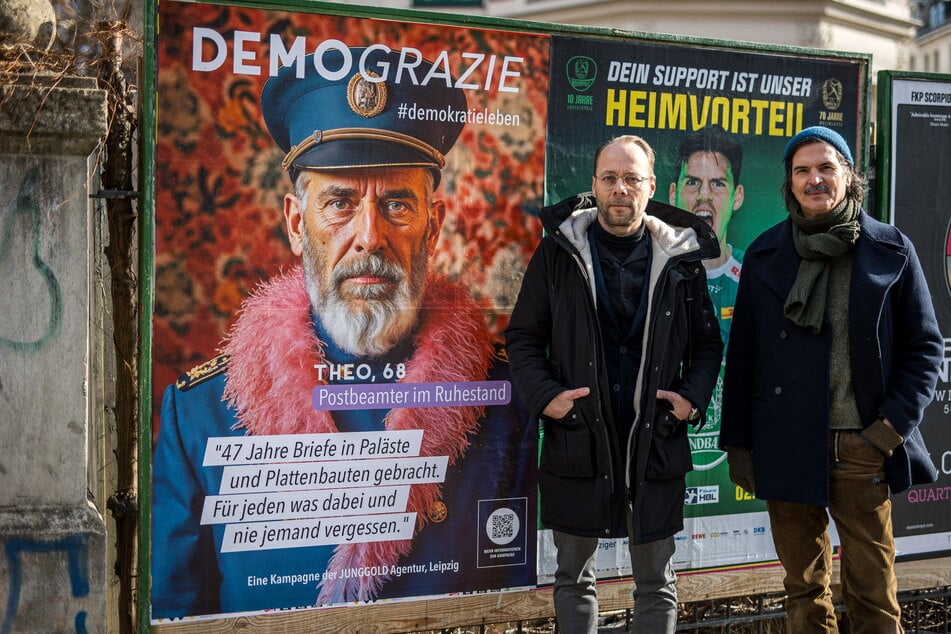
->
xmin=0 ymin=167 xmax=63 ymax=352
xmin=1 ymin=535 xmax=90 ymax=634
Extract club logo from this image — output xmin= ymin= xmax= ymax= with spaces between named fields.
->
xmin=566 ymin=56 xmax=597 ymax=92
xmin=821 ymin=78 xmax=843 ymax=110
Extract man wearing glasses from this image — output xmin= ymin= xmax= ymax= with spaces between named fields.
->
xmin=506 ymin=135 xmax=723 ymax=632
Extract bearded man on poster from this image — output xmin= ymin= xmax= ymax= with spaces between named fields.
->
xmin=151 ymin=48 xmax=535 ymax=619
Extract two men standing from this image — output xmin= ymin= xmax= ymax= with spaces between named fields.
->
xmin=509 ymin=126 xmax=942 ymax=633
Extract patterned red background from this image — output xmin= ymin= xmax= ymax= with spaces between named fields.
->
xmin=152 ymin=2 xmax=550 ymax=432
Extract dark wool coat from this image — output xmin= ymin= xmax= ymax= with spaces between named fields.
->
xmin=505 ymin=196 xmax=723 ymax=543
xmin=720 ymin=212 xmax=942 ymax=506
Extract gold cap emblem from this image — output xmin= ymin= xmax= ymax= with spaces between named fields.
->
xmin=347 ymin=72 xmax=386 ymax=118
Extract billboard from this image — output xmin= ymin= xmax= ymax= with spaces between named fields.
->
xmin=149 ymin=0 xmax=547 ymax=621
xmin=877 ymin=71 xmax=951 ymax=560
xmin=143 ymin=0 xmax=916 ymax=625
xmin=541 ymin=34 xmax=866 ymax=576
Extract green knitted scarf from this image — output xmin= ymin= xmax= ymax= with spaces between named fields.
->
xmin=783 ymin=197 xmax=860 ymax=333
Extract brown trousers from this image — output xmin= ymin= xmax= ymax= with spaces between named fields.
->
xmin=766 ymin=431 xmax=901 ymax=634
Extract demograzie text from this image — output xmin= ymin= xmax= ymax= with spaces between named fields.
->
xmin=191 ymin=29 xmax=524 ymax=93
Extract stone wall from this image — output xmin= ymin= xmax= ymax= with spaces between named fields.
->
xmin=0 ymin=73 xmax=108 ymax=634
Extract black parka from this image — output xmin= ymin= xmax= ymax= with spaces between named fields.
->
xmin=505 ymin=196 xmax=723 ymax=542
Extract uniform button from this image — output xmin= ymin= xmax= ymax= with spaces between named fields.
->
xmin=620 ymin=346 xmax=627 ymax=353
xmin=779 ymin=330 xmax=788 ymax=339
xmin=427 ymin=501 xmax=448 ymax=523
xmin=665 ymin=310 xmax=671 ymax=316
xmin=613 ymin=384 xmax=621 ymax=392
xmin=774 ymin=386 xmax=782 ymax=395
xmin=604 ymin=529 xmax=611 ymax=535
xmin=654 ymin=366 xmax=659 ymax=372
xmin=645 ymin=423 xmax=651 ymax=429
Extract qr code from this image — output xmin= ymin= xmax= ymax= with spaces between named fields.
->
xmin=490 ymin=510 xmax=515 ymax=540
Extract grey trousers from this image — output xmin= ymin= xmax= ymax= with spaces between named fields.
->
xmin=552 ymin=529 xmax=678 ymax=633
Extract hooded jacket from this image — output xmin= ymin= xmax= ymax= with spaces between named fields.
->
xmin=505 ymin=196 xmax=723 ymax=542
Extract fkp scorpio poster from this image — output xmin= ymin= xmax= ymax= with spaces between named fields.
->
xmin=880 ymin=72 xmax=951 ymax=560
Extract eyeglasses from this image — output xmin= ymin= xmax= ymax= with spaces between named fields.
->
xmin=596 ymin=174 xmax=653 ymax=189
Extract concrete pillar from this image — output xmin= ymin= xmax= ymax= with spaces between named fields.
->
xmin=0 ymin=73 xmax=108 ymax=633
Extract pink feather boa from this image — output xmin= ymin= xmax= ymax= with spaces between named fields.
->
xmin=221 ymin=266 xmax=494 ymax=604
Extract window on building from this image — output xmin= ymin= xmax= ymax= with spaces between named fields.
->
xmin=930 ymin=1 xmax=947 ymax=27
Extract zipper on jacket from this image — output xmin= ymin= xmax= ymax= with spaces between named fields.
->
xmin=624 ymin=259 xmax=692 ymax=497
xmin=624 ymin=263 xmax=672 ymax=493
xmin=569 ymin=250 xmax=617 ymax=497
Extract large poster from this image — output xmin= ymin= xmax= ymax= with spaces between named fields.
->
xmin=150 ymin=1 xmax=547 ymax=621
xmin=881 ymin=73 xmax=951 ymax=559
xmin=149 ymin=0 xmax=920 ymax=624
xmin=541 ymin=35 xmax=866 ymax=576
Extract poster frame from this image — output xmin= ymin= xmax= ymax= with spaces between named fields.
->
xmin=875 ymin=69 xmax=951 ymax=221
xmin=874 ymin=68 xmax=951 ymax=563
xmin=138 ymin=0 xmax=873 ymax=629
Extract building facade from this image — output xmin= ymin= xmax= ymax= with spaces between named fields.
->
xmin=912 ymin=0 xmax=951 ymax=72
xmin=340 ymin=0 xmax=921 ymax=76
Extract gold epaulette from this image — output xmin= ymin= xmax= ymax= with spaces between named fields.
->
xmin=175 ymin=354 xmax=230 ymax=391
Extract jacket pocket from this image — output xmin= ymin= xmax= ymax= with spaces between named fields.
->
xmin=540 ymin=407 xmax=595 ymax=477
xmin=645 ymin=409 xmax=693 ymax=479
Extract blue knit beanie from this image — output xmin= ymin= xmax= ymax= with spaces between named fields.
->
xmin=783 ymin=126 xmax=853 ymax=166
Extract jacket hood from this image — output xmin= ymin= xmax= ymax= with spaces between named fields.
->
xmin=539 ymin=194 xmax=721 ymax=261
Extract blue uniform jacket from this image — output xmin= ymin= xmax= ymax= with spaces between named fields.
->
xmin=152 ymin=351 xmax=535 ymax=619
